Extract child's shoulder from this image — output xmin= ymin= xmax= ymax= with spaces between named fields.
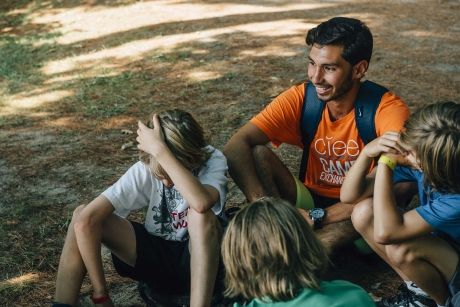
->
xmin=200 ymin=146 xmax=228 ymax=172
xmin=204 ymin=145 xmax=226 ymax=161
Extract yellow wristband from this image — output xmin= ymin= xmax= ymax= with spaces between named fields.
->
xmin=378 ymin=155 xmax=397 ymax=170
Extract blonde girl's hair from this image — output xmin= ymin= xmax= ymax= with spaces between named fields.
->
xmin=139 ymin=109 xmax=210 ymax=177
xmin=401 ymin=101 xmax=460 ymax=193
xmin=221 ymin=197 xmax=329 ymax=302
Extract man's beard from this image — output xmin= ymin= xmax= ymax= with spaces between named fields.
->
xmin=317 ymin=71 xmax=354 ymax=103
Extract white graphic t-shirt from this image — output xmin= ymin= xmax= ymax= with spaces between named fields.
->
xmin=102 ymin=146 xmax=228 ymax=241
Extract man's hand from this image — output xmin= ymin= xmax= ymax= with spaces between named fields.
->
xmin=298 ymin=208 xmax=314 ymax=227
xmin=136 ymin=114 xmax=168 ymax=158
xmin=363 ymin=131 xmax=407 ymax=158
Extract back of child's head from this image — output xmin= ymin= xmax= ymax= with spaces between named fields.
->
xmin=401 ymin=101 xmax=460 ymax=193
xmin=222 ymin=197 xmax=328 ymax=302
xmin=139 ymin=109 xmax=209 ymax=177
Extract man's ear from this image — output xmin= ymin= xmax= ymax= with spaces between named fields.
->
xmin=353 ymin=60 xmax=369 ymax=79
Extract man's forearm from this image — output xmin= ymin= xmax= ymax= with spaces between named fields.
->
xmin=323 ymin=201 xmax=355 ymax=225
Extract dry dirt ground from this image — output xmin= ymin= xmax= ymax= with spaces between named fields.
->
xmin=0 ymin=0 xmax=459 ymax=306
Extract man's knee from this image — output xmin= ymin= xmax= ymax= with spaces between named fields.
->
xmin=252 ymin=145 xmax=296 ymax=202
xmin=351 ymin=198 xmax=373 ymax=234
xmin=252 ymin=145 xmax=276 ymax=171
xmin=252 ymin=144 xmax=271 ymax=159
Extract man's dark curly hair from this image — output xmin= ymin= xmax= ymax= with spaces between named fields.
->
xmin=306 ymin=17 xmax=373 ymax=65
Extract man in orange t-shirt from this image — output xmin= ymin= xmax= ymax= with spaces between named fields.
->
xmin=224 ymin=17 xmax=411 ymax=252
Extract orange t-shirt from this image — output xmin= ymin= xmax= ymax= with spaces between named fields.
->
xmin=251 ymin=82 xmax=409 ymax=199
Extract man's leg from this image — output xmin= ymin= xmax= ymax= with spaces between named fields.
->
xmin=252 ymin=145 xmax=296 ymax=203
xmin=187 ymin=209 xmax=223 ymax=307
xmin=316 ymin=219 xmax=360 ymax=254
xmin=253 ymin=146 xmax=362 ymax=253
xmin=54 ymin=206 xmax=136 ymax=306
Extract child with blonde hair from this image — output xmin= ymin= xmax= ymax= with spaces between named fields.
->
xmin=343 ymin=101 xmax=460 ymax=306
xmin=222 ymin=197 xmax=375 ymax=306
xmin=53 ymin=109 xmax=227 ymax=307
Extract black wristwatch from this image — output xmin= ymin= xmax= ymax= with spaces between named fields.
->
xmin=309 ymin=208 xmax=326 ymax=229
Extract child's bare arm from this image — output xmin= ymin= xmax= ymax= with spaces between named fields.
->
xmin=137 ymin=115 xmax=218 ymax=213
xmin=154 ymin=149 xmax=219 ymax=213
xmin=373 ymin=155 xmax=433 ymax=244
xmin=340 ymin=152 xmax=376 ymax=204
xmin=341 ymin=131 xmax=404 ymax=203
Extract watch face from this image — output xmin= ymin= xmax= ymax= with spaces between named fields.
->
xmin=310 ymin=208 xmax=325 ymax=219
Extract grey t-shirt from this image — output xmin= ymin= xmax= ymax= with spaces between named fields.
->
xmin=102 ymin=146 xmax=228 ymax=241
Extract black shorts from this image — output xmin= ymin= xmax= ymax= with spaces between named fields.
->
xmin=112 ymin=221 xmax=191 ymax=295
xmin=112 ymin=221 xmax=225 ymax=296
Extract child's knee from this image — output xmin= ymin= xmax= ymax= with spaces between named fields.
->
xmin=386 ymin=243 xmax=416 ymax=267
xmin=69 ymin=205 xmax=87 ymax=232
xmin=71 ymin=204 xmax=86 ymax=220
xmin=351 ymin=198 xmax=373 ymax=233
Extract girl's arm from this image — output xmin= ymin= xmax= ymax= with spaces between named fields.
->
xmin=137 ymin=115 xmax=218 ymax=213
xmin=73 ymin=195 xmax=115 ymax=297
xmin=373 ymin=155 xmax=433 ymax=244
xmin=341 ymin=131 xmax=404 ymax=204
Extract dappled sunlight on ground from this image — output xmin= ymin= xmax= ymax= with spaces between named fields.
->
xmin=186 ymin=70 xmax=222 ymax=82
xmin=5 ymin=89 xmax=73 ymax=111
xmin=30 ymin=2 xmax=334 ymax=45
xmin=1 ymin=272 xmax=39 ymax=286
xmin=42 ymin=19 xmax=314 ymax=75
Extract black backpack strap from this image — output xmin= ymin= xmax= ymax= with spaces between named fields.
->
xmin=354 ymin=80 xmax=388 ymax=144
xmin=298 ymin=82 xmax=325 ymax=182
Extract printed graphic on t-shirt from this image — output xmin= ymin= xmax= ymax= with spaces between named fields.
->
xmin=149 ymin=185 xmax=188 ymax=241
xmin=311 ymin=135 xmax=359 ymax=187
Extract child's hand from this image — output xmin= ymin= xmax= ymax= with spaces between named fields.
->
xmin=386 ymin=152 xmax=421 ymax=170
xmin=363 ymin=131 xmax=407 ymax=158
xmin=137 ymin=114 xmax=168 ymax=158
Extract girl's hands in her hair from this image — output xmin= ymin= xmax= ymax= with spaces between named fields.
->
xmin=362 ymin=131 xmax=407 ymax=158
xmin=137 ymin=114 xmax=168 ymax=158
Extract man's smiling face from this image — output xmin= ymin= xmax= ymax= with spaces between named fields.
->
xmin=307 ymin=44 xmax=355 ymax=102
